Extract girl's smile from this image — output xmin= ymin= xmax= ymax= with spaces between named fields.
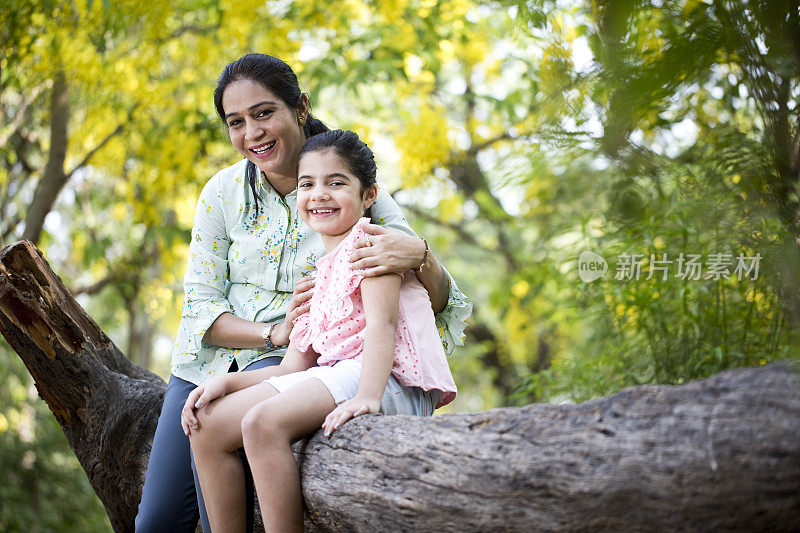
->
xmin=308 ymin=207 xmax=339 ymax=217
xmin=297 ymin=149 xmax=377 ymax=250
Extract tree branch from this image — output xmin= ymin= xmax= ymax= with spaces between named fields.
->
xmin=393 ymin=200 xmax=497 ymax=256
xmin=22 ymin=72 xmax=69 ymax=244
xmin=156 ymin=23 xmax=221 ymax=44
xmin=0 ymin=215 xmax=22 ymax=245
xmin=1 ymin=240 xmax=800 ymax=531
xmin=465 ymin=129 xmax=537 ymax=157
xmin=21 ymin=89 xmax=137 ymax=245
xmin=66 ymin=104 xmax=138 ymax=178
xmin=0 ymin=82 xmax=49 ymax=147
xmin=70 ymin=275 xmax=125 ymax=296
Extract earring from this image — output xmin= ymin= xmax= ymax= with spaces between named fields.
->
xmin=298 ymin=116 xmax=305 ymax=126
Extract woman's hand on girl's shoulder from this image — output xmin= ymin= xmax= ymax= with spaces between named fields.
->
xmin=349 ymin=223 xmax=426 ymax=277
xmin=321 ymin=395 xmax=381 ymax=438
xmin=180 ymin=374 xmax=230 ymax=436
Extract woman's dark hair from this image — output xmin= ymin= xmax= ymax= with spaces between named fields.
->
xmin=297 ymin=129 xmax=377 ymax=194
xmin=214 ymin=53 xmax=329 ymax=215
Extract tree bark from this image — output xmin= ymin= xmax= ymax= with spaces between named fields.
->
xmin=300 ymin=363 xmax=800 ymax=532
xmin=0 ymin=240 xmax=164 ymax=532
xmin=1 ymin=240 xmax=799 ymax=532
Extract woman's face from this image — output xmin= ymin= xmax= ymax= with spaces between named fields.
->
xmin=221 ymin=78 xmax=307 ymax=178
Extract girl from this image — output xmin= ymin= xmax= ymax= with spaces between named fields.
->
xmin=181 ymin=130 xmax=457 ymax=533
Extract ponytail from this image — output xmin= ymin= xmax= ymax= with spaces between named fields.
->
xmin=303 ymin=115 xmax=329 ymax=138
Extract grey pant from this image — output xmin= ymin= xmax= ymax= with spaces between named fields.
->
xmin=381 ymin=374 xmax=441 ymax=416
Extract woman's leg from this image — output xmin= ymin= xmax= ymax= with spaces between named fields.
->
xmin=380 ymin=376 xmax=438 ymax=417
xmin=242 ymin=378 xmax=336 ymax=533
xmin=194 ymin=356 xmax=283 ymax=533
xmin=135 ymin=374 xmax=200 ymax=533
xmin=190 ymin=381 xmax=282 ymax=533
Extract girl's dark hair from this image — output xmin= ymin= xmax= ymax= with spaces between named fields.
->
xmin=214 ymin=53 xmax=329 ymax=215
xmin=298 ymin=129 xmax=378 ymax=194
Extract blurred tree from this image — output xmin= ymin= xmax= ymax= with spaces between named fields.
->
xmin=2 ymin=0 xmax=798 ymax=528
xmin=508 ymin=0 xmax=800 ymax=400
xmin=587 ymin=0 xmax=800 ymax=323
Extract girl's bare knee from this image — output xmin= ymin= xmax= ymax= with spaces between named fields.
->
xmin=242 ymin=402 xmax=285 ymax=448
xmin=191 ymin=409 xmax=240 ymax=453
xmin=189 ymin=420 xmax=212 ymax=451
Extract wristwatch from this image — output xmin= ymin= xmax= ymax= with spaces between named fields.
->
xmin=260 ymin=323 xmax=279 ymax=350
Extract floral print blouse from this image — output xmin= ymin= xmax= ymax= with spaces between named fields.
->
xmin=171 ymin=159 xmax=472 ymax=385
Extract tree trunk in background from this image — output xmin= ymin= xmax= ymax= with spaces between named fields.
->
xmin=125 ymin=285 xmax=154 ymax=370
xmin=1 ymin=240 xmax=799 ymax=532
xmin=22 ymin=72 xmax=70 ymax=245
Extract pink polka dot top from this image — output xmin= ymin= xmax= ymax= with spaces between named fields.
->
xmin=290 ymin=218 xmax=456 ymax=408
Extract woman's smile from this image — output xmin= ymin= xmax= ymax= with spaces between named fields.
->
xmin=250 ymin=140 xmax=276 ymax=157
xmin=222 ymin=79 xmax=307 ymax=180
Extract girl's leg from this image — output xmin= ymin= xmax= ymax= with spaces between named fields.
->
xmin=190 ymin=381 xmax=281 ymax=533
xmin=194 ymin=356 xmax=283 ymax=533
xmin=135 ymin=374 xmax=200 ymax=533
xmin=242 ymin=378 xmax=336 ymax=533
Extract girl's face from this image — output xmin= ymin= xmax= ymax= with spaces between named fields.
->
xmin=222 ymin=79 xmax=307 ymax=179
xmin=297 ymin=149 xmax=377 ymax=241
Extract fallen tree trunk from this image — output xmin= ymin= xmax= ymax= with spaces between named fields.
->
xmin=300 ymin=364 xmax=800 ymax=531
xmin=1 ymin=240 xmax=799 ymax=532
xmin=0 ymin=241 xmax=165 ymax=531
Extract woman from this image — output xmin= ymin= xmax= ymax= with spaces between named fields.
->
xmin=135 ymin=53 xmax=471 ymax=532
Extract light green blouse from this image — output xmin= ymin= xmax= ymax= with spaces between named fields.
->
xmin=171 ymin=159 xmax=472 ymax=385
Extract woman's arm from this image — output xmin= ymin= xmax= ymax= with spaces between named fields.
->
xmin=202 ymin=274 xmax=315 ymax=348
xmin=321 ymin=273 xmax=401 ymax=437
xmin=175 ymin=175 xmax=237 ymax=359
xmin=181 ymin=169 xmax=313 ymax=355
xmin=348 ymin=225 xmax=449 ymax=313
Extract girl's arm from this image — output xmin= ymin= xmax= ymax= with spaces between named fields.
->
xmin=349 ymin=192 xmax=471 ymax=354
xmin=322 ymin=273 xmax=402 ymax=437
xmin=181 ymin=343 xmax=318 ymax=435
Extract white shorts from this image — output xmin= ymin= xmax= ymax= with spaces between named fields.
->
xmin=265 ymin=359 xmax=440 ymax=417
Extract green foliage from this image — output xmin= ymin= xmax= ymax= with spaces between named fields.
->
xmin=0 ymin=343 xmax=110 ymax=532
xmin=1 ymin=0 xmax=799 ymax=527
xmin=512 ymin=0 xmax=800 ymax=402
xmin=550 ymin=160 xmax=790 ymax=402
